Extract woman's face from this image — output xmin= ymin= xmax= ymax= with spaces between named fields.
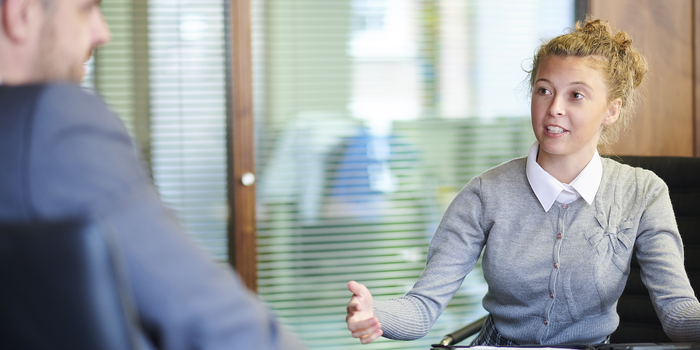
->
xmin=531 ymin=55 xmax=621 ymax=168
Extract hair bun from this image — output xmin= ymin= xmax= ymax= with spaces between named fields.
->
xmin=613 ymin=31 xmax=633 ymax=52
xmin=578 ymin=18 xmax=613 ymax=37
xmin=577 ymin=18 xmax=635 ymax=55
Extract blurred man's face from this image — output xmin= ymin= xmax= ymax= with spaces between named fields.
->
xmin=34 ymin=0 xmax=111 ymax=82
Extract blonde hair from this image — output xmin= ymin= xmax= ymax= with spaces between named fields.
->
xmin=528 ymin=17 xmax=649 ymax=148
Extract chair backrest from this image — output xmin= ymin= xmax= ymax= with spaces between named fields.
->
xmin=0 ymin=219 xmax=143 ymax=350
xmin=609 ymin=156 xmax=700 ymax=343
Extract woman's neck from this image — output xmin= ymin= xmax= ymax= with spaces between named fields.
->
xmin=536 ymin=147 xmax=595 ymax=184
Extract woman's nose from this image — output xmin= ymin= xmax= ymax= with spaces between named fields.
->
xmin=548 ymin=95 xmax=565 ymax=116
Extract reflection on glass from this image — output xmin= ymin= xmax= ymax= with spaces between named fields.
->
xmin=253 ymin=1 xmax=574 ymax=349
xmin=149 ymin=0 xmax=229 ymax=261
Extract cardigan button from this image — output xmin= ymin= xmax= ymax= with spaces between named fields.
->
xmin=562 ymin=204 xmax=569 ymax=209
xmin=550 ymin=292 xmax=554 ymax=298
xmin=543 ymin=319 xmax=549 ymax=325
xmin=554 ymin=262 xmax=559 ymax=268
xmin=557 ymin=233 xmax=562 ymax=239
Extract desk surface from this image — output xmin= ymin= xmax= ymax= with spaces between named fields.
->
xmin=431 ymin=343 xmax=700 ymax=350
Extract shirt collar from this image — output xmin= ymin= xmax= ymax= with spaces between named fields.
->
xmin=525 ymin=142 xmax=602 ymax=212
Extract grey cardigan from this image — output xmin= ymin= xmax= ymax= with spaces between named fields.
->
xmin=374 ymin=157 xmax=700 ymax=344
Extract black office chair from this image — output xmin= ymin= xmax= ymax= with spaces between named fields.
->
xmin=0 ymin=219 xmax=144 ymax=350
xmin=609 ymin=156 xmax=700 ymax=342
xmin=439 ymin=156 xmax=700 ymax=346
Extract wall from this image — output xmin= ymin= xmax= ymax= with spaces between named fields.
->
xmin=590 ymin=0 xmax=698 ymax=157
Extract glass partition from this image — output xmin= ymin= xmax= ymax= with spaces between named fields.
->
xmin=252 ymin=1 xmax=575 ymax=349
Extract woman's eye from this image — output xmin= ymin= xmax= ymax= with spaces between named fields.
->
xmin=538 ymin=87 xmax=550 ymax=95
xmin=572 ymin=92 xmax=583 ymax=99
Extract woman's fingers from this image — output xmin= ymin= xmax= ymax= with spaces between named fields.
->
xmin=348 ymin=280 xmax=368 ymax=296
xmin=349 ymin=317 xmax=382 ymax=343
xmin=346 ymin=298 xmax=362 ymax=316
xmin=359 ymin=328 xmax=384 ymax=344
xmin=346 ymin=280 xmax=382 ymax=344
xmin=347 ymin=316 xmax=378 ymax=332
xmin=347 ymin=301 xmax=354 ymax=315
xmin=346 ymin=281 xmax=372 ymax=315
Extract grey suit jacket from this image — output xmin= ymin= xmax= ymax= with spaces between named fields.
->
xmin=0 ymin=83 xmax=306 ymax=350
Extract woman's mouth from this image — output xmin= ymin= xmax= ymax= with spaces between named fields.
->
xmin=546 ymin=125 xmax=567 ymax=134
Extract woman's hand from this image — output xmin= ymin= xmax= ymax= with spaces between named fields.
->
xmin=346 ymin=281 xmax=383 ymax=344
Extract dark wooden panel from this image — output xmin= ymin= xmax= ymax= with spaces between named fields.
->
xmin=591 ymin=0 xmax=695 ymax=157
xmin=695 ymin=0 xmax=700 ymax=156
xmin=228 ymin=0 xmax=257 ymax=292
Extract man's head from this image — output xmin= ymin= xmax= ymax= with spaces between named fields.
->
xmin=0 ymin=0 xmax=111 ymax=84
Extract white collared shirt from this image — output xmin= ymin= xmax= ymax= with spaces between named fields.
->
xmin=525 ymin=142 xmax=602 ymax=212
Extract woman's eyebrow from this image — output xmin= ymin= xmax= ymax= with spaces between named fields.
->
xmin=536 ymin=78 xmax=593 ymax=90
xmin=570 ymin=81 xmax=593 ymax=89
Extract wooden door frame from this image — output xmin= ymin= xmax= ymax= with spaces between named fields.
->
xmin=228 ymin=0 xmax=257 ymax=292
xmin=694 ymin=0 xmax=700 ymax=156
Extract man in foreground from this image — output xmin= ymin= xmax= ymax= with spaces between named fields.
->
xmin=0 ymin=0 xmax=306 ymax=349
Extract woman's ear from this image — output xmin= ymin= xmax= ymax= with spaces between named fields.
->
xmin=603 ymin=98 xmax=622 ymax=126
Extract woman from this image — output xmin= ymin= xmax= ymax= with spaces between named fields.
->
xmin=345 ymin=17 xmax=700 ymax=345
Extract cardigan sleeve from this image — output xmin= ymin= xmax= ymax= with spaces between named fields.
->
xmin=374 ymin=176 xmax=488 ymax=340
xmin=634 ymin=170 xmax=700 ymax=341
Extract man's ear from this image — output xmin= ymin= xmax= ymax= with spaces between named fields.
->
xmin=603 ymin=98 xmax=622 ymax=126
xmin=2 ymin=0 xmax=41 ymax=43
